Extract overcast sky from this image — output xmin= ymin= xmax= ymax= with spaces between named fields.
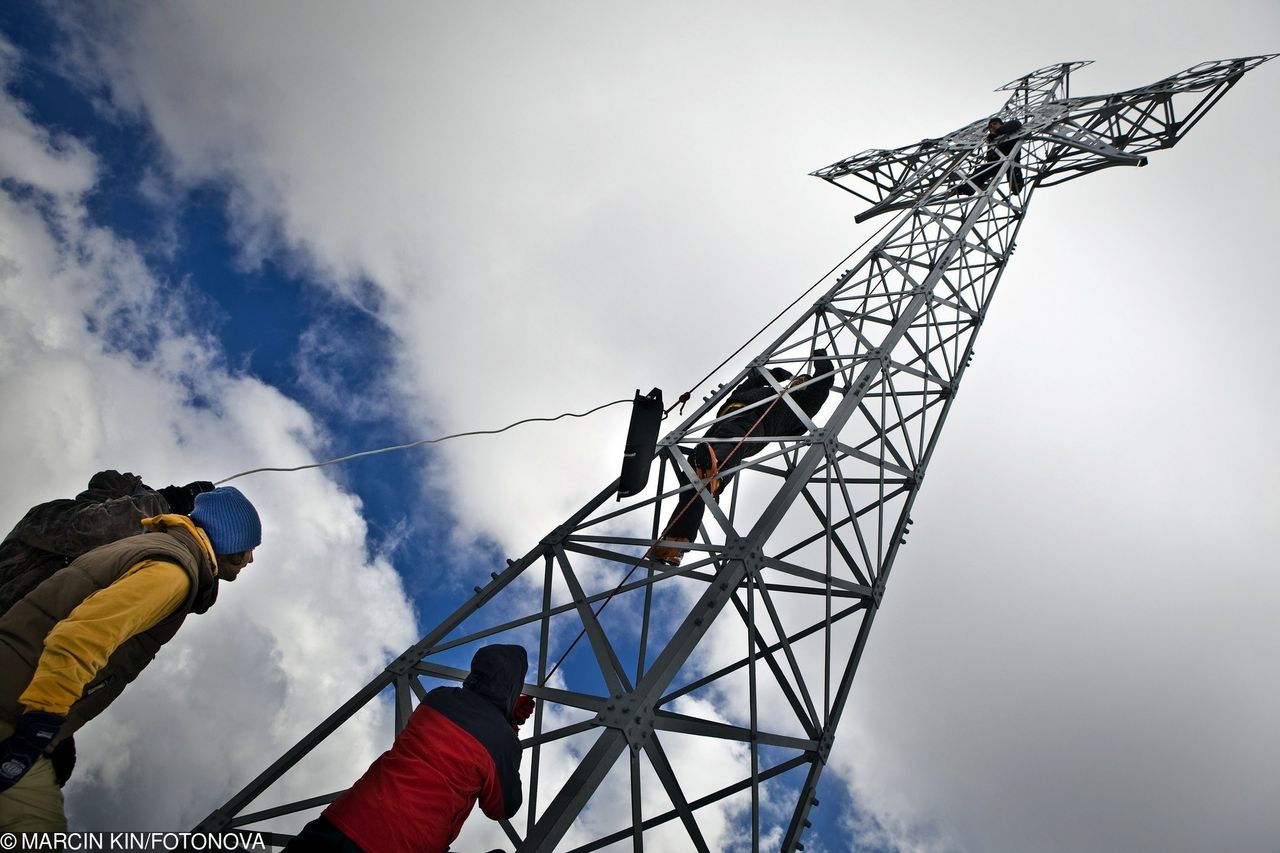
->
xmin=1 ymin=2 xmax=1277 ymax=851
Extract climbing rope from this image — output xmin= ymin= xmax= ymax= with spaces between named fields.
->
xmin=213 ymin=398 xmax=633 ymax=485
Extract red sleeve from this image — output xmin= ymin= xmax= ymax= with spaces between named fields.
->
xmin=477 ymin=754 xmax=509 ymax=820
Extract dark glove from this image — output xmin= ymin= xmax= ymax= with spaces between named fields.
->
xmin=0 ymin=711 xmax=64 ymax=792
xmin=50 ymin=735 xmax=76 ymax=788
xmin=512 ymin=694 xmax=536 ymax=730
xmin=158 ymin=481 xmax=215 ymax=515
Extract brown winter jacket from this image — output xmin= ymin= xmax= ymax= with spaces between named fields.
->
xmin=0 ymin=517 xmax=218 ymax=743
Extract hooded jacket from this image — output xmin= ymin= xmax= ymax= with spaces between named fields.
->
xmin=0 ymin=471 xmax=169 ymax=615
xmin=0 ymin=515 xmax=218 ymax=740
xmin=324 ymin=645 xmax=529 ymax=853
xmin=986 ymin=118 xmax=1024 ymax=157
xmin=709 ymin=352 xmax=836 ymax=450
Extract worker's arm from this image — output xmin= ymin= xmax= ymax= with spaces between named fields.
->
xmin=716 ymin=370 xmax=775 ymax=418
xmin=795 ymin=350 xmax=836 ymax=417
xmin=479 ymin=752 xmax=523 ymax=820
xmin=811 ymin=351 xmax=835 ymax=393
xmin=19 ymin=561 xmax=191 ymax=716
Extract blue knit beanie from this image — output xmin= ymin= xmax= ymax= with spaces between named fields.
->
xmin=190 ymin=486 xmax=262 ymax=555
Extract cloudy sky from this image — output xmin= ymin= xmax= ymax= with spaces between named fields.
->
xmin=1 ymin=1 xmax=1277 ymax=850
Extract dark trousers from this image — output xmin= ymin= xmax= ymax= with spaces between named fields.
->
xmin=953 ymin=154 xmax=1022 ymax=196
xmin=283 ymin=816 xmax=364 ymax=853
xmin=283 ymin=814 xmax=508 ymax=853
xmin=661 ymin=439 xmax=758 ymax=542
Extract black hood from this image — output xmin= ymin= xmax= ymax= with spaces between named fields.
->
xmin=77 ymin=470 xmax=146 ymax=502
xmin=463 ymin=644 xmax=529 ymax=722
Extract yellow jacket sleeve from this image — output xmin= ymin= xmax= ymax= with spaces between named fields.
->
xmin=19 ymin=560 xmax=192 ymax=716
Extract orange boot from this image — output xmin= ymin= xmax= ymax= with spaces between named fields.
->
xmin=652 ymin=536 xmax=690 ymax=566
xmin=692 ymin=444 xmax=722 ymax=496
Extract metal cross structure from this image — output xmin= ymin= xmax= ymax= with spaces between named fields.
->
xmin=197 ymin=55 xmax=1273 ymax=851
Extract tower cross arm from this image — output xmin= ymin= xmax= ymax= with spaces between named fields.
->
xmin=813 ymin=54 xmax=1276 ymax=213
xmin=810 ymin=60 xmax=1083 ymax=214
xmin=809 ymin=138 xmax=961 ymax=208
xmin=1033 ymin=54 xmax=1277 ymax=186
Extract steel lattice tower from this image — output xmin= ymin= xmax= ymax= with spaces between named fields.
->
xmin=198 ymin=56 xmax=1273 ymax=851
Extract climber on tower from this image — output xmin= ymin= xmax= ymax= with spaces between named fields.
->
xmin=653 ymin=349 xmax=835 ymax=566
xmin=952 ymin=115 xmax=1025 ymax=196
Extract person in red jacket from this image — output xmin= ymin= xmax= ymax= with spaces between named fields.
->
xmin=287 ymin=644 xmax=535 ymax=853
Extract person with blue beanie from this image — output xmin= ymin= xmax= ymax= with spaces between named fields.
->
xmin=0 ymin=485 xmax=262 ymax=830
xmin=0 ymin=470 xmax=215 ymax=794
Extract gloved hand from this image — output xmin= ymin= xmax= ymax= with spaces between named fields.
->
xmin=0 ymin=711 xmax=64 ymax=792
xmin=158 ymin=481 xmax=215 ymax=515
xmin=512 ymin=694 xmax=536 ymax=730
xmin=50 ymin=735 xmax=76 ymax=788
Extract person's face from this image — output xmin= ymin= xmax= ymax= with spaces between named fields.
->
xmin=216 ymin=549 xmax=255 ymax=582
xmin=988 ymin=120 xmax=1002 ymax=133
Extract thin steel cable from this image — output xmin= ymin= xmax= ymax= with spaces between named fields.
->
xmin=213 ymin=398 xmax=633 ymax=485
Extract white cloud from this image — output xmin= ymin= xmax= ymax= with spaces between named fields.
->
xmin=0 ymin=39 xmax=95 ymax=197
xmin=0 ymin=45 xmax=418 ymax=829
xmin=24 ymin=1 xmax=1280 ymax=849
